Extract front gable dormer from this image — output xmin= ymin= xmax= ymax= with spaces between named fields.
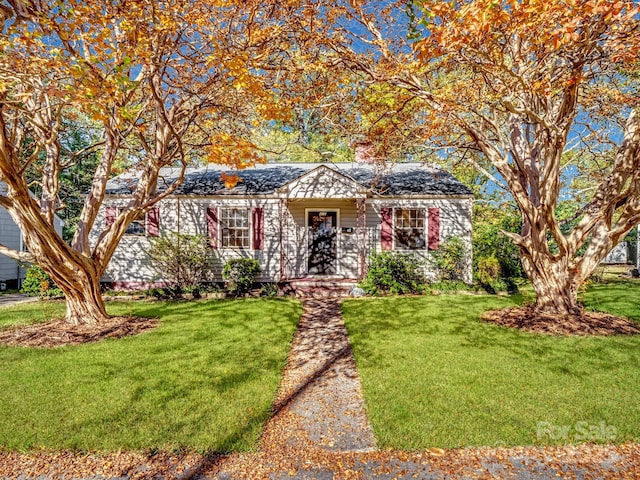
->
xmin=276 ymin=165 xmax=367 ymax=199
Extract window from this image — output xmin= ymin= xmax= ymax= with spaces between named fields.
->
xmin=394 ymin=208 xmax=426 ymax=250
xmin=120 ymin=209 xmax=146 ymax=235
xmin=220 ymin=207 xmax=250 ymax=248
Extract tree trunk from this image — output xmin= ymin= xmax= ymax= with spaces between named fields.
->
xmin=521 ymin=254 xmax=581 ymax=316
xmin=58 ymin=272 xmax=109 ymax=325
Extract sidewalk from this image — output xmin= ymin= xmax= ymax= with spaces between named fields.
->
xmin=260 ymin=297 xmax=376 ymax=454
xmin=0 ymin=293 xmax=37 ymax=308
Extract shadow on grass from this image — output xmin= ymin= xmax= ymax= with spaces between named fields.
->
xmin=0 ymin=298 xmax=302 ymax=453
xmin=343 ymin=294 xmax=640 ymax=378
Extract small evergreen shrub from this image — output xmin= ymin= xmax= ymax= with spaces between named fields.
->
xmin=432 ymin=237 xmax=466 ymax=281
xmin=145 ymin=286 xmax=180 ymax=299
xmin=360 ymin=252 xmax=426 ymax=295
xmin=20 ymin=265 xmax=64 ymax=298
xmin=222 ymin=258 xmax=261 ymax=296
xmin=430 ymin=280 xmax=471 ymax=293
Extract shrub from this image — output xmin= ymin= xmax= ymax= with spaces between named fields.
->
xmin=20 ymin=265 xmax=64 ymax=298
xmin=432 ymin=237 xmax=466 ymax=281
xmin=259 ymin=282 xmax=279 ymax=297
xmin=148 ymin=233 xmax=215 ymax=290
xmin=473 ymin=204 xmax=525 ymax=281
xmin=359 ymin=252 xmax=426 ymax=295
xmin=430 ymin=280 xmax=471 ymax=293
xmin=222 ymin=258 xmax=261 ymax=296
xmin=476 ymin=255 xmax=501 ymax=285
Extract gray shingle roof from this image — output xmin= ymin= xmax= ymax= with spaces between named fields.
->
xmin=105 ymin=163 xmax=473 ymax=197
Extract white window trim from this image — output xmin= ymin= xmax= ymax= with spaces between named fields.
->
xmin=393 ymin=207 xmax=427 ymax=251
xmin=219 ymin=206 xmax=252 ymax=250
xmin=119 ymin=208 xmax=148 ymax=236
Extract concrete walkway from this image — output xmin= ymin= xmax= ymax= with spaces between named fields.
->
xmin=0 ymin=294 xmax=37 ymax=308
xmin=260 ymin=297 xmax=377 ymax=455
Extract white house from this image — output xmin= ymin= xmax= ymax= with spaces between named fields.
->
xmin=93 ymin=162 xmax=474 ymax=289
xmin=0 ymin=182 xmax=64 ymax=289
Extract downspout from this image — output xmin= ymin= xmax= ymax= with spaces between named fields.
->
xmin=358 ymin=197 xmax=367 ymax=279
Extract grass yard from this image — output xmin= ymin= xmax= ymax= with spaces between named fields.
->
xmin=0 ymin=298 xmax=300 ymax=452
xmin=342 ymin=281 xmax=640 ymax=450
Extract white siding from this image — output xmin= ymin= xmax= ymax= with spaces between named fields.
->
xmin=96 ymin=195 xmax=473 ymax=285
xmin=282 ymin=165 xmax=366 ymax=199
xmin=97 ymin=197 xmax=283 ymax=284
xmin=365 ymin=198 xmax=473 ymax=283
xmin=0 ymin=207 xmax=22 ymax=283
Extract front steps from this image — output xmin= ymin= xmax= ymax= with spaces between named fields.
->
xmin=279 ymin=278 xmax=359 ymax=298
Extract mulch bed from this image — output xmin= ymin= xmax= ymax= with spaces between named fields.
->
xmin=0 ymin=316 xmax=158 ymax=348
xmin=482 ymin=307 xmax=640 ymax=336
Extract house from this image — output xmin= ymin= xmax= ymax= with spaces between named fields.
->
xmin=93 ymin=161 xmax=474 ymax=289
xmin=0 ymin=182 xmax=64 ymax=289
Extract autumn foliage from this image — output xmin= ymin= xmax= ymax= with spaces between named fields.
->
xmin=334 ymin=0 xmax=640 ymax=315
xmin=0 ymin=0 xmax=320 ymax=324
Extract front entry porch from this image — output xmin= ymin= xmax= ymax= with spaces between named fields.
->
xmin=276 ymin=164 xmax=369 ymax=282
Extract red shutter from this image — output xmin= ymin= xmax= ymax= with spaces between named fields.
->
xmin=428 ymin=208 xmax=440 ymax=250
xmin=207 ymin=207 xmax=218 ymax=249
xmin=380 ymin=207 xmax=393 ymax=251
xmin=252 ymin=207 xmax=264 ymax=250
xmin=147 ymin=207 xmax=160 ymax=237
xmin=106 ymin=207 xmax=117 ymax=228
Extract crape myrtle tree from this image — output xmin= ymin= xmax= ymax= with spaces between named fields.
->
xmin=0 ymin=0 xmax=316 ymax=324
xmin=332 ymin=0 xmax=640 ymax=316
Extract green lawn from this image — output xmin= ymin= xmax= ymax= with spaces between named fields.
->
xmin=0 ymin=298 xmax=300 ymax=452
xmin=342 ymin=282 xmax=640 ymax=450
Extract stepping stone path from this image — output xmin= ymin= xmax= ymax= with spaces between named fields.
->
xmin=260 ymin=297 xmax=376 ymax=455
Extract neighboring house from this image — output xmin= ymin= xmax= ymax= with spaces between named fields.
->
xmin=0 ymin=182 xmax=64 ymax=289
xmin=603 ymin=241 xmax=630 ymax=264
xmin=93 ymin=161 xmax=474 ymax=289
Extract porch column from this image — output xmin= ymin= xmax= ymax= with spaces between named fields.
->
xmin=279 ymin=198 xmax=286 ymax=281
xmin=356 ymin=197 xmax=367 ymax=278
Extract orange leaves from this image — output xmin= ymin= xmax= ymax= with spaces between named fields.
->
xmin=209 ymin=134 xmax=268 ymax=189
xmin=207 ymin=134 xmax=266 ymax=171
xmin=220 ymin=172 xmax=241 ymax=189
xmin=414 ymin=0 xmax=640 ymax=65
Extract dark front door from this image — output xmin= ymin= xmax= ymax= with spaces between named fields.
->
xmin=308 ymin=211 xmax=338 ymax=275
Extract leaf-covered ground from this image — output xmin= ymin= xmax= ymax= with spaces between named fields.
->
xmin=0 ymin=444 xmax=638 ymax=479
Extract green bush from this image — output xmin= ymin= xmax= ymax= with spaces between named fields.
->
xmin=430 ymin=280 xmax=472 ymax=293
xmin=432 ymin=237 xmax=466 ymax=281
xmin=148 ymin=233 xmax=215 ymax=291
xmin=144 ymin=286 xmax=182 ymax=299
xmin=473 ymin=204 xmax=525 ymax=281
xmin=222 ymin=258 xmax=261 ymax=296
xmin=476 ymin=255 xmax=501 ymax=285
xmin=20 ymin=265 xmax=64 ymax=298
xmin=359 ymin=252 xmax=426 ymax=295
xmin=259 ymin=282 xmax=279 ymax=297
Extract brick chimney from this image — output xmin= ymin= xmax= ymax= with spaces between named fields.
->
xmin=354 ymin=142 xmax=376 ymax=164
